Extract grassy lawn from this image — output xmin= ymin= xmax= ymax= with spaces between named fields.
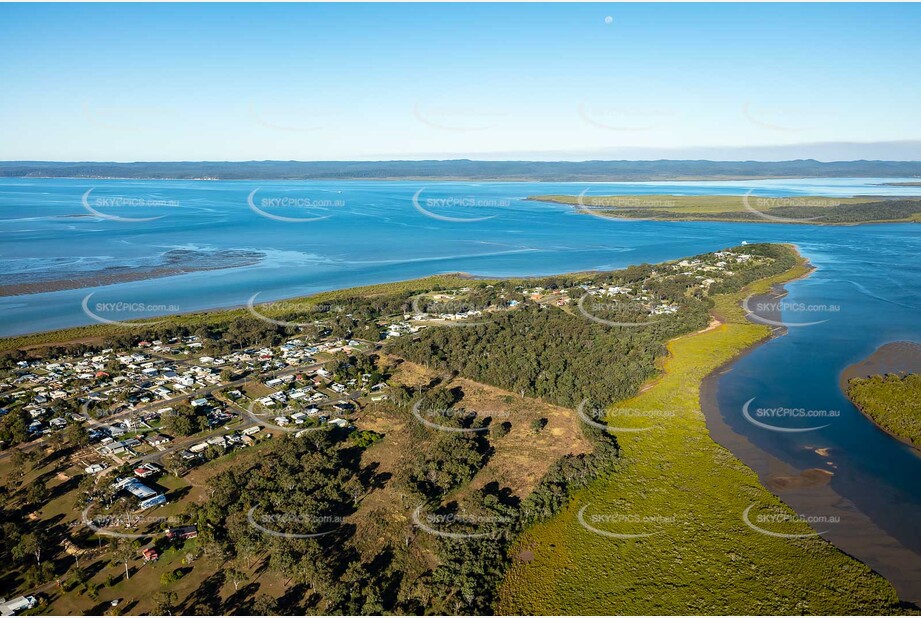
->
xmin=498 ymin=254 xmax=901 ymax=615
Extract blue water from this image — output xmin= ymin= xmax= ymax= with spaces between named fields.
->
xmin=2 ymin=177 xmax=921 ymax=591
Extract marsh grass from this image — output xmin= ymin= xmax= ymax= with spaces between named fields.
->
xmin=499 ymin=252 xmax=901 ymax=615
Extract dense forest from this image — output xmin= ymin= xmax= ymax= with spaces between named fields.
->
xmin=391 ymin=244 xmax=799 ymax=410
xmin=847 ymin=373 xmax=921 ymax=446
xmin=591 ymin=198 xmax=921 ymax=224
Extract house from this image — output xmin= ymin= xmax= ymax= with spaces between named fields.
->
xmin=166 ymin=525 xmax=198 ymax=541
xmin=85 ymin=463 xmax=108 ymax=474
xmin=146 ymin=434 xmax=171 ymax=447
xmin=119 ymin=478 xmax=156 ymax=500
xmin=1 ymin=595 xmax=38 ymax=616
xmin=191 ymin=398 xmax=209 ymax=408
xmin=134 ymin=463 xmax=160 ymax=478
xmin=138 ymin=494 xmax=167 ymax=510
xmin=141 ymin=547 xmax=159 ymax=561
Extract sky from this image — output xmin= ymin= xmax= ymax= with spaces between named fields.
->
xmin=1 ymin=2 xmax=920 ymax=162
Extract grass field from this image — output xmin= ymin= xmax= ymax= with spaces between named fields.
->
xmin=498 ymin=252 xmax=903 ymax=614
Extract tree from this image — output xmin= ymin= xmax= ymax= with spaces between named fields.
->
xmin=13 ymin=531 xmax=44 ymax=566
xmin=8 ymin=449 xmax=27 ymax=483
xmin=161 ymin=452 xmax=187 ymax=478
xmin=225 ymin=563 xmax=246 ymax=593
xmin=65 ymin=422 xmax=89 ymax=448
xmin=154 ymin=591 xmax=178 ymax=616
xmin=252 ymin=594 xmax=277 ymax=616
xmin=24 ymin=479 xmax=48 ymax=507
xmin=112 ymin=538 xmax=139 ymax=580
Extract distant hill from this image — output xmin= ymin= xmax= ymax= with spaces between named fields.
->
xmin=1 ymin=159 xmax=920 ymax=181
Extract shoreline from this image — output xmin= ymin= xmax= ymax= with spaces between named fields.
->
xmin=500 ymin=248 xmax=905 ymax=614
xmin=699 ymin=272 xmax=921 ymax=605
xmin=0 ymin=249 xmax=264 ymax=298
xmin=839 ymin=341 xmax=921 ymax=453
xmin=527 ymin=195 xmax=921 ymax=226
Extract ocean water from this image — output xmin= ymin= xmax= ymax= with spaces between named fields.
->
xmin=1 ymin=177 xmax=919 ymax=336
xmin=2 ymin=177 xmax=921 ymax=591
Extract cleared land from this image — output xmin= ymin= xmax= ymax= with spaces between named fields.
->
xmin=498 ymin=256 xmax=902 ymax=614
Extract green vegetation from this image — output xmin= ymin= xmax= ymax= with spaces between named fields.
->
xmin=391 ymin=244 xmax=799 ymax=409
xmin=1 ymin=244 xmax=903 ymax=615
xmin=529 ymin=194 xmax=921 ymax=224
xmin=847 ymin=373 xmax=921 ymax=447
xmin=498 ymin=255 xmax=901 ymax=614
xmin=0 ymin=274 xmax=479 ymax=354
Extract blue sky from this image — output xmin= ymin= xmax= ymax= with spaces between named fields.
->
xmin=1 ymin=3 xmax=919 ymax=161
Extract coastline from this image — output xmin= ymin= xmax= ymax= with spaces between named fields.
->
xmin=0 ymin=249 xmax=264 ymax=297
xmin=526 ymin=195 xmax=921 ymax=226
xmin=839 ymin=341 xmax=921 ymax=453
xmin=699 ymin=270 xmax=921 ymax=605
xmin=499 ymin=247 xmax=904 ymax=614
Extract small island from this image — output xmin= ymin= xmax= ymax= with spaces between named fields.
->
xmin=528 ymin=194 xmax=921 ymax=224
xmin=847 ymin=373 xmax=921 ymax=448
